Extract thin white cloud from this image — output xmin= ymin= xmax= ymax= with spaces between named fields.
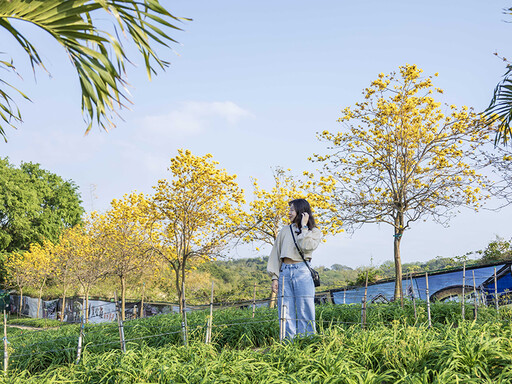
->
xmin=141 ymin=101 xmax=253 ymax=137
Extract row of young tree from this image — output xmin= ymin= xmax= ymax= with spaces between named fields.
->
xmin=4 ymin=64 xmax=512 ymax=311
xmin=3 ymin=150 xmax=342 ymax=321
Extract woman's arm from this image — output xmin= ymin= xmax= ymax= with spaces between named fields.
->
xmin=267 ymin=230 xmax=282 ymax=280
xmin=296 ymin=227 xmax=322 ymax=252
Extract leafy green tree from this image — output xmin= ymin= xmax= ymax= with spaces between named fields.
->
xmin=330 ymin=264 xmax=353 ymax=272
xmin=0 ymin=158 xmax=84 ymax=252
xmin=477 ymin=236 xmax=512 ymax=262
xmin=0 ymin=0 xmax=187 ymax=140
xmin=353 ymin=267 xmax=380 ymax=286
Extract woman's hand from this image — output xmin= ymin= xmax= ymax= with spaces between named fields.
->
xmin=301 ymin=212 xmax=309 ymax=227
xmin=272 ymin=280 xmax=278 ymax=293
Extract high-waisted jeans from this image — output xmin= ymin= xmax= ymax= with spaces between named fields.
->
xmin=277 ymin=262 xmax=316 ymax=339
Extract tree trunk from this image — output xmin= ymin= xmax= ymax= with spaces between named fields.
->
xmin=175 ymin=269 xmax=182 ymax=313
xmin=180 ymin=266 xmax=187 ymax=314
xmin=85 ymin=288 xmax=90 ymax=323
xmin=393 ymin=214 xmax=404 ymax=302
xmin=37 ymin=278 xmax=46 ymax=319
xmin=19 ymin=288 xmax=23 ymax=317
xmin=60 ymin=293 xmax=66 ymax=322
xmin=140 ymin=282 xmax=145 ymax=318
xmin=269 ymin=290 xmax=277 ymax=308
xmin=120 ymin=275 xmax=126 ymax=321
xmin=37 ymin=288 xmax=42 ymax=319
xmin=60 ymin=276 xmax=69 ymax=322
xmin=36 ymin=299 xmax=40 ymax=319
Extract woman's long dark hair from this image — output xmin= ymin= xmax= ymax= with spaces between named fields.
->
xmin=289 ymin=198 xmax=316 ymax=231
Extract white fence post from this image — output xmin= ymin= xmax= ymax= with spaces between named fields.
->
xmin=472 ymin=270 xmax=478 ymax=321
xmin=252 ymin=283 xmax=257 ymax=318
xmin=76 ymin=297 xmax=85 ymax=364
xmin=279 ymin=275 xmax=285 ymax=342
xmin=3 ymin=310 xmax=8 ymax=375
xmin=426 ymin=273 xmax=431 ymax=328
xmin=206 ymin=282 xmax=214 ymax=344
xmin=461 ymin=262 xmax=466 ymax=320
xmin=114 ymin=291 xmax=126 ymax=353
xmin=494 ymin=267 xmax=499 ymax=315
xmin=181 ymin=282 xmax=188 ymax=346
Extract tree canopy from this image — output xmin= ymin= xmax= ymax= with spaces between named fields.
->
xmin=0 ymin=158 xmax=84 ymax=252
xmin=242 ymin=167 xmax=342 ymax=248
xmin=101 ymin=192 xmax=155 ymax=319
xmin=150 ymin=149 xmax=245 ymax=311
xmin=313 ymin=64 xmax=494 ymax=300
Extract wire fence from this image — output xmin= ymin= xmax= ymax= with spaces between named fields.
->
xmin=2 ymin=297 xmax=510 ymax=376
xmin=2 ymin=266 xmax=511 ymax=376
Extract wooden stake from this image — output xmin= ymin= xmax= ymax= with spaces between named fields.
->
xmin=281 ymin=301 xmax=287 ymax=341
xmin=461 ymin=262 xmax=466 ymax=321
xmin=269 ymin=286 xmax=277 ymax=309
xmin=494 ymin=267 xmax=499 ymax=314
xmin=472 ymin=270 xmax=478 ymax=321
xmin=140 ymin=282 xmax=145 ymax=319
xmin=3 ymin=310 xmax=8 ymax=375
xmin=76 ymin=297 xmax=85 ymax=364
xmin=206 ymin=282 xmax=214 ymax=344
xmin=252 ymin=282 xmax=257 ymax=318
xmin=114 ymin=291 xmax=126 ymax=353
xmin=426 ymin=272 xmax=431 ymax=328
xmin=409 ymin=272 xmax=417 ymax=322
xmin=181 ymin=281 xmax=188 ymax=346
xmin=361 ymin=271 xmax=368 ymax=329
xmin=279 ymin=275 xmax=285 ymax=342
xmin=400 ymin=273 xmax=404 ymax=309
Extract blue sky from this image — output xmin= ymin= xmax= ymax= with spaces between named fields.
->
xmin=1 ymin=0 xmax=512 ymax=269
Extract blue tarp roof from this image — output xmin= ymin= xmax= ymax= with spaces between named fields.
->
xmin=482 ymin=265 xmax=512 ymax=294
xmin=332 ymin=264 xmax=508 ymax=304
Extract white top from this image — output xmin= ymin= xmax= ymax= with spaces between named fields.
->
xmin=266 ymin=224 xmax=322 ymax=281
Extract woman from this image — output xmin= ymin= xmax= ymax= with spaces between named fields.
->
xmin=267 ymin=198 xmax=322 ymax=339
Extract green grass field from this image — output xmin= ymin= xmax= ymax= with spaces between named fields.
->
xmin=1 ymin=302 xmax=512 ymax=383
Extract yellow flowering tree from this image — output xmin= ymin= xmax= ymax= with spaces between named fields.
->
xmin=242 ymin=167 xmax=342 ymax=305
xmin=482 ymin=146 xmax=512 ymax=205
xmin=5 ymin=240 xmax=55 ymax=317
xmin=313 ymin=64 xmax=493 ymax=300
xmin=72 ymin=213 xmax=110 ymax=322
xmin=102 ymin=192 xmax=155 ymax=319
xmin=244 ymin=167 xmax=342 ymax=246
xmin=5 ymin=251 xmax=31 ymax=315
xmin=53 ymin=226 xmax=83 ymax=321
xmin=27 ymin=241 xmax=55 ymax=318
xmin=150 ymin=149 xmax=245 ymax=312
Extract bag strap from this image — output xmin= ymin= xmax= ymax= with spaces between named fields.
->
xmin=289 ymin=225 xmax=315 ymax=274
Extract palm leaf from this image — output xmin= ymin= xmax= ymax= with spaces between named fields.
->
xmin=485 ymin=6 xmax=512 ymax=146
xmin=484 ymin=66 xmax=512 ymax=146
xmin=0 ymin=0 xmax=188 ymax=140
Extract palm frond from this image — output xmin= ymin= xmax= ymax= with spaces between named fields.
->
xmin=0 ymin=59 xmax=30 ymax=141
xmin=0 ymin=0 xmax=188 ymax=140
xmin=484 ymin=65 xmax=512 ymax=146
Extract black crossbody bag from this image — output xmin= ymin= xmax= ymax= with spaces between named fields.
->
xmin=289 ymin=225 xmax=321 ymax=287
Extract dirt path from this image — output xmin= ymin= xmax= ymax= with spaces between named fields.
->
xmin=6 ymin=324 xmax=58 ymax=331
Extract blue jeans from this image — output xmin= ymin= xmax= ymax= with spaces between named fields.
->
xmin=277 ymin=262 xmax=316 ymax=340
